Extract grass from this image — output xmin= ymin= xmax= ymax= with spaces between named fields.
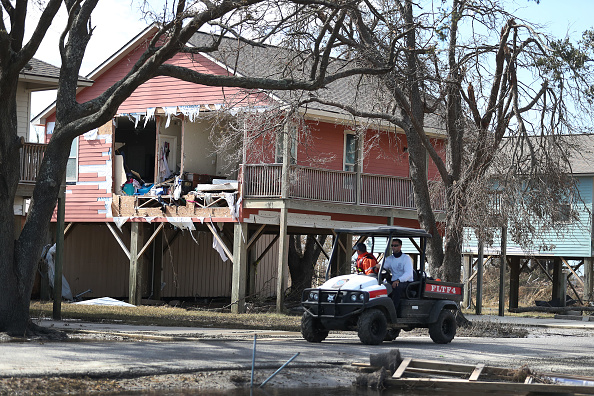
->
xmin=30 ymin=301 xmax=302 ymax=331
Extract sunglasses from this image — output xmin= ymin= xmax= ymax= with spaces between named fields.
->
xmin=391 ymin=244 xmax=401 ymax=247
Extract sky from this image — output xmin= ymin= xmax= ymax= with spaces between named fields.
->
xmin=27 ymin=0 xmax=594 ymax=134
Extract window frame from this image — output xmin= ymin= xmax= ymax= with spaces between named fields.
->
xmin=343 ymin=130 xmax=357 ymax=172
xmin=275 ymin=123 xmax=297 ymax=164
xmin=66 ymin=136 xmax=79 ymax=183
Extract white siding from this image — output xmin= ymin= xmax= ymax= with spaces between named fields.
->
xmin=16 ymin=82 xmax=30 ymax=141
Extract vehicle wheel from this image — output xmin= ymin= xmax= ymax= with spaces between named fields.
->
xmin=301 ymin=313 xmax=329 ymax=343
xmin=384 ymin=328 xmax=401 ymax=341
xmin=429 ymin=310 xmax=456 ymax=344
xmin=357 ymin=309 xmax=388 ymax=345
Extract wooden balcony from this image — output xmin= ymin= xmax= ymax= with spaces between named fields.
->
xmin=17 ymin=143 xmax=46 ymax=196
xmin=242 ymin=164 xmax=433 ymax=210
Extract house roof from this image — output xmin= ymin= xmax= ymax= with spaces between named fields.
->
xmin=567 ymin=134 xmax=594 ymax=175
xmin=20 ymin=58 xmax=93 ymax=87
xmin=189 ymin=32 xmax=445 ymax=134
xmin=36 ymin=26 xmax=445 ymax=135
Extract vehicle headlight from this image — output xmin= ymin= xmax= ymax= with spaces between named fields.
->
xmin=309 ymin=292 xmax=319 ymax=301
xmin=359 ymin=294 xmax=365 ymax=301
xmin=350 ymin=294 xmax=358 ymax=302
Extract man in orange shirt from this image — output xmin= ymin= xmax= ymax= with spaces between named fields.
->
xmin=354 ymin=242 xmax=378 ymax=275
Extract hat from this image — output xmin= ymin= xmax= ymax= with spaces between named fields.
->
xmin=354 ymin=242 xmax=367 ymax=252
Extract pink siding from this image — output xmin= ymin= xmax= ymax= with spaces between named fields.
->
xmin=364 ymin=130 xmax=409 ymax=177
xmin=297 ymin=121 xmax=344 ymax=170
xmin=44 ymin=42 xmax=266 ymax=121
xmin=51 ymin=135 xmax=112 ymax=222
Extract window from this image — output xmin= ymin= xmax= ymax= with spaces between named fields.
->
xmin=275 ymin=123 xmax=297 ymax=164
xmin=66 ymin=137 xmax=78 ymax=183
xmin=552 ymin=203 xmax=572 ymax=223
xmin=344 ymin=132 xmax=357 ymax=172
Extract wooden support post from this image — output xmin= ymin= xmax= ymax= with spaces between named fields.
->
xmin=275 ymin=121 xmax=291 ymax=314
xmin=498 ymin=226 xmax=507 ymax=317
xmin=247 ymin=245 xmax=255 ymax=297
xmin=475 ymin=241 xmax=484 ymax=315
xmin=585 ymin=257 xmax=593 ymax=303
xmin=276 ymin=207 xmax=289 ymax=313
xmin=232 ymin=222 xmax=249 ymax=314
xmin=509 ymin=256 xmax=520 ymax=310
xmin=463 ymin=254 xmax=472 ymax=309
xmin=552 ymin=257 xmax=565 ymax=306
xmin=338 ymin=233 xmax=352 ymax=275
xmin=129 ymin=222 xmax=143 ymax=305
xmin=53 ymin=191 xmax=65 ymax=320
xmin=152 ymin=226 xmax=163 ymax=300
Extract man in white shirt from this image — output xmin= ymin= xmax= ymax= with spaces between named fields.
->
xmin=376 ymin=238 xmax=414 ymax=311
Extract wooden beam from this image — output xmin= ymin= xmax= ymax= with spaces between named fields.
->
xmin=231 ymin=222 xmax=248 ymax=314
xmin=560 ymin=257 xmax=585 ymax=287
xmin=253 ymin=234 xmax=279 ymax=265
xmin=137 ymin=223 xmax=164 ymax=259
xmin=393 ymin=358 xmax=412 ymax=379
xmin=510 ymin=306 xmax=594 ymax=313
xmin=63 ymin=222 xmax=74 ymax=237
xmin=206 ymin=222 xmax=234 ymax=264
xmin=312 ymin=235 xmax=330 ymax=260
xmin=246 ymin=224 xmax=266 ymax=251
xmin=53 ymin=193 xmax=65 ymax=320
xmin=534 ymin=258 xmax=554 ymax=282
xmin=331 ymin=229 xmax=348 ymax=253
xmin=469 ymin=363 xmax=485 ymax=381
xmin=276 ymin=207 xmax=289 ymax=313
xmin=129 ymin=222 xmax=142 ymax=305
xmin=105 ymin=222 xmax=130 ymax=259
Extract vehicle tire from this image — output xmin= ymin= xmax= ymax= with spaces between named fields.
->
xmin=429 ymin=310 xmax=456 ymax=344
xmin=357 ymin=309 xmax=388 ymax=345
xmin=301 ymin=313 xmax=329 ymax=343
xmin=384 ymin=328 xmax=401 ymax=341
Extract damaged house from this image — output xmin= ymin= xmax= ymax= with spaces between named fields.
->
xmin=34 ymin=25 xmax=446 ymax=312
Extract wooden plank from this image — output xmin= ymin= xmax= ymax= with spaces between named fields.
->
xmin=206 ymin=222 xmax=234 ymax=264
xmin=105 ymin=221 xmax=131 ymax=259
xmin=386 ymin=377 xmax=594 ymax=394
xmin=469 ymin=363 xmax=485 ymax=381
xmin=137 ymin=223 xmax=164 ymax=258
xmin=246 ymin=224 xmax=266 ymax=251
xmin=392 ymin=357 xmax=412 ymax=379
xmin=561 ymin=257 xmax=585 ymax=287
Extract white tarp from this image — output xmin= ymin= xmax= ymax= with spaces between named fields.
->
xmin=74 ymin=297 xmax=136 ymax=307
xmin=45 ymin=244 xmax=74 ymax=301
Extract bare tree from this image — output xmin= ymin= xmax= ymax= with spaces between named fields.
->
xmin=0 ymin=0 xmax=390 ymax=336
xmin=280 ymin=0 xmax=592 ymax=282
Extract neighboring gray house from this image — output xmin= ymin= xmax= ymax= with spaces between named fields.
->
xmin=463 ymin=135 xmax=594 ymax=310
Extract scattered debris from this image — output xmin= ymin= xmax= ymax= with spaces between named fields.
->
xmin=354 ymin=350 xmax=594 ymax=394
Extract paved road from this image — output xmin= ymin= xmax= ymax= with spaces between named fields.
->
xmin=2 ymin=316 xmax=593 ymax=379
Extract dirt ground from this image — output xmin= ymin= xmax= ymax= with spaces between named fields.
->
xmin=0 ymin=367 xmax=358 ymax=395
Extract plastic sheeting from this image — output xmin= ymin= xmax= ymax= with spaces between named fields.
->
xmin=45 ymin=244 xmax=74 ymax=301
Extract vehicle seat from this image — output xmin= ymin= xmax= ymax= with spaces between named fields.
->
xmin=405 ymin=270 xmax=425 ymax=298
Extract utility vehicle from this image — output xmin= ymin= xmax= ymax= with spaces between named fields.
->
xmin=301 ymin=226 xmax=462 ymax=345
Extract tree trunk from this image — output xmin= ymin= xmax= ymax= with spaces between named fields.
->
xmin=287 ymin=235 xmax=327 ymax=299
xmin=401 ymin=0 xmax=444 ymax=275
xmin=0 ymin=96 xmax=72 ymax=334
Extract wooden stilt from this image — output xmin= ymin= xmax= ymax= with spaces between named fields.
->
xmin=232 ymin=222 xmax=249 ymax=314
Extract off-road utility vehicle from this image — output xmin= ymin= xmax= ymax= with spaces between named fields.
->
xmin=301 ymin=226 xmax=462 ymax=345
